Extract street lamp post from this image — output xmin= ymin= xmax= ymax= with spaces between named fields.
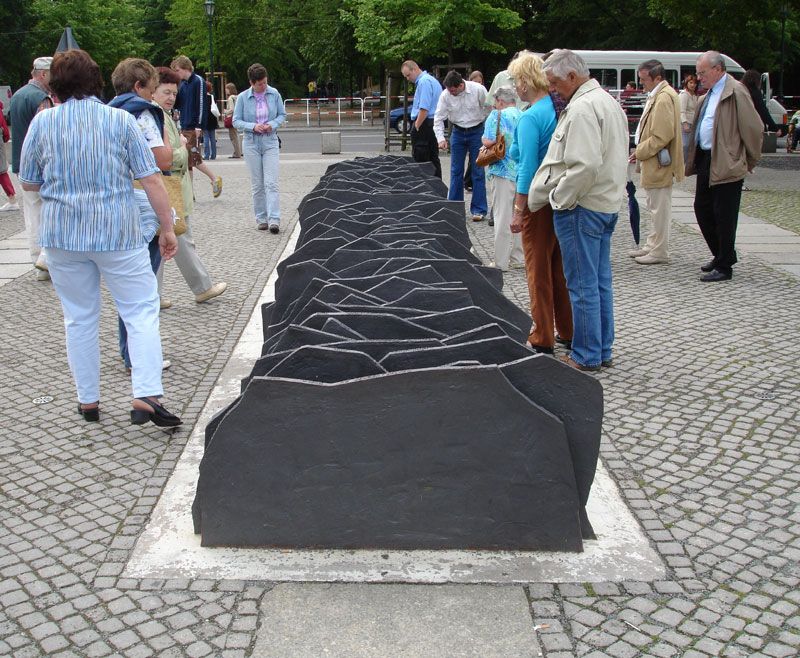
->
xmin=204 ymin=0 xmax=215 ymax=85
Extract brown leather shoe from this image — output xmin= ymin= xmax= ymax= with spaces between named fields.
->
xmin=560 ymin=354 xmax=601 ymax=372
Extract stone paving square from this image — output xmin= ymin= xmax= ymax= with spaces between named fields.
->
xmin=0 ymin=145 xmax=798 ymax=657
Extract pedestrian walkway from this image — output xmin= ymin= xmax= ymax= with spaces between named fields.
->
xmin=0 ymin=153 xmax=798 ymax=657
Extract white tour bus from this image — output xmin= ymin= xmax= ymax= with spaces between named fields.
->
xmin=573 ymin=50 xmax=787 ymax=127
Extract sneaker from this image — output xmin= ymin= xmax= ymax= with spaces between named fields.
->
xmin=269 ymin=223 xmax=280 ymax=234
xmin=34 ymin=259 xmax=48 ymax=272
xmin=635 ymin=253 xmax=669 ymax=265
xmin=195 ymin=281 xmax=227 ymax=303
xmin=35 ymin=270 xmax=50 ymax=281
xmin=162 ymin=359 xmax=172 ymax=370
xmin=628 ymin=247 xmax=650 ymax=258
xmin=0 ymin=202 xmax=20 ymax=212
xmin=160 ymin=298 xmax=173 ymax=310
xmin=470 ymin=214 xmax=484 ymax=222
xmin=560 ymin=354 xmax=601 ymax=372
xmin=212 ymin=176 xmax=223 ymax=198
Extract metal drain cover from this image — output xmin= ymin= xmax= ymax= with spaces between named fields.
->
xmin=753 ymin=392 xmax=776 ymax=400
xmin=32 ymin=396 xmax=54 ymax=405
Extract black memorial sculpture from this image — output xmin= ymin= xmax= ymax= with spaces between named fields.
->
xmin=193 ymin=155 xmax=603 ymax=552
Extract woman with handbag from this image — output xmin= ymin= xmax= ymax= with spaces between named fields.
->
xmin=507 ymin=51 xmax=572 ymax=355
xmin=109 ymin=58 xmax=176 ymax=373
xmin=203 ymin=80 xmax=219 ymax=160
xmin=480 ymin=86 xmax=523 ymax=270
xmin=153 ymin=67 xmax=227 ymax=307
xmin=223 ymin=82 xmax=242 ymax=158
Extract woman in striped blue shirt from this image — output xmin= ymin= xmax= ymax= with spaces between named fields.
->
xmin=19 ymin=49 xmax=182 ymax=428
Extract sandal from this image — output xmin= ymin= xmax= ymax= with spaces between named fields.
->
xmin=77 ymin=402 xmax=100 ymax=422
xmin=130 ymin=397 xmax=182 ymax=427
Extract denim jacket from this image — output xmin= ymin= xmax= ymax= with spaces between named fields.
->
xmin=232 ymin=85 xmax=286 ymax=140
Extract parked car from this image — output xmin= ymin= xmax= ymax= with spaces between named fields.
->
xmin=386 ymin=106 xmax=411 ymax=133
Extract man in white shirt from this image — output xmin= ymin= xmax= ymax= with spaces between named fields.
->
xmin=433 ymin=71 xmax=488 ymax=221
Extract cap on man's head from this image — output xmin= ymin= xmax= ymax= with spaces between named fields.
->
xmin=33 ymin=57 xmax=53 ymax=70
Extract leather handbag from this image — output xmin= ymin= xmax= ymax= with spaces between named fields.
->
xmin=223 ymin=114 xmax=233 ymax=129
xmin=475 ymin=110 xmax=505 ymax=167
xmin=133 ymin=174 xmax=187 ymax=236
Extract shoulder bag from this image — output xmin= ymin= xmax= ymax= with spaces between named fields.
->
xmin=475 ymin=110 xmax=506 ymax=167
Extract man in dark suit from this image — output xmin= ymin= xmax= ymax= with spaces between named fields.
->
xmin=684 ymin=51 xmax=763 ymax=282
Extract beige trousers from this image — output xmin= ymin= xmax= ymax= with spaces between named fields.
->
xmin=490 ymin=176 xmax=524 ymax=270
xmin=18 ymin=175 xmax=45 ymax=266
xmin=643 ymin=185 xmax=673 ymax=259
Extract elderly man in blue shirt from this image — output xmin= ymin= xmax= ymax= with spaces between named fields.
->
xmin=401 ymin=60 xmax=443 ymax=179
xmin=20 ymin=50 xmax=182 ymax=428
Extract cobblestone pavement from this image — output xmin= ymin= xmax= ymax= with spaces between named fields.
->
xmin=1 ymin=151 xmax=799 ymax=657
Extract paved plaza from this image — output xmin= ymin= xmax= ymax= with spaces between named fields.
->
xmin=0 ymin=140 xmax=798 ymax=657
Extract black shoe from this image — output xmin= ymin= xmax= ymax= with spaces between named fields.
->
xmin=487 ymin=218 xmax=494 ymax=227
xmin=555 ymin=334 xmax=572 ymax=350
xmin=700 ymin=260 xmax=716 ymax=272
xmin=602 ymin=359 xmax=614 ymax=368
xmin=528 ymin=344 xmax=554 ymax=355
xmin=269 ymin=224 xmax=280 ymax=234
xmin=77 ymin=403 xmax=100 ymax=422
xmin=131 ymin=397 xmax=182 ymax=427
xmin=700 ymin=268 xmax=732 ymax=282
xmin=257 ymin=223 xmax=269 ymax=231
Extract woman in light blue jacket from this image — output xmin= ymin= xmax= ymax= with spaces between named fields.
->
xmin=233 ymin=63 xmax=286 ymax=233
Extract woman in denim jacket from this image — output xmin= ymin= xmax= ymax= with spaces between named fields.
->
xmin=233 ymin=63 xmax=286 ymax=233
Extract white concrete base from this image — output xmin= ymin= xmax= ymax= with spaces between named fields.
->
xmin=254 ymin=584 xmax=540 ymax=657
xmin=125 ymin=221 xmax=666 ymax=584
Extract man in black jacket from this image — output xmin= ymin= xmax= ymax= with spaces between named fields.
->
xmin=171 ymin=55 xmax=222 ymax=198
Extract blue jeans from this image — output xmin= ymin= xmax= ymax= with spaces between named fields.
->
xmin=203 ymin=129 xmax=217 ymax=159
xmin=119 ymin=237 xmax=161 ymax=368
xmin=553 ymin=206 xmax=617 ymax=368
xmin=448 ymin=127 xmax=487 ymax=217
xmin=243 ymin=133 xmax=280 ymax=225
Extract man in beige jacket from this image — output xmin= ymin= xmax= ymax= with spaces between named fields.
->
xmin=530 ymin=49 xmax=628 ymax=371
xmin=629 ymin=59 xmax=684 ymax=265
xmin=685 ymin=51 xmax=762 ymax=282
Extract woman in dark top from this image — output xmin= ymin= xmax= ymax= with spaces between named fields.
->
xmin=741 ymin=69 xmax=781 ymax=135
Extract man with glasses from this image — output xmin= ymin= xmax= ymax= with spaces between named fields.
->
xmin=433 ymin=70 xmax=488 ymax=221
xmin=685 ymin=51 xmax=762 ymax=282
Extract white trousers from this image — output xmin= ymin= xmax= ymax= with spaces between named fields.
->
xmin=48 ymin=246 xmax=164 ymax=404
xmin=157 ymin=217 xmax=212 ymax=295
xmin=18 ymin=176 xmax=45 ymax=266
xmin=491 ymin=176 xmax=524 ymax=270
xmin=643 ymin=185 xmax=673 ymax=259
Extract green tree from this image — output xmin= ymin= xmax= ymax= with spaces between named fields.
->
xmin=341 ymin=0 xmax=523 ymax=64
xmin=167 ymin=0 xmax=308 ymax=97
xmin=28 ymin=0 xmax=151 ymax=76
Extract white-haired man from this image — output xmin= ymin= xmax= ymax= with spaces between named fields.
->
xmin=529 ymin=49 xmax=629 ymax=371
xmin=685 ymin=51 xmax=762 ymax=282
xmin=9 ymin=56 xmax=54 ymax=279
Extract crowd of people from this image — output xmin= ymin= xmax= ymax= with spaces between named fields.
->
xmin=1 ymin=45 xmax=768 ymax=421
xmin=4 ymin=49 xmax=290 ymax=427
xmin=406 ymin=48 xmax=764 ymax=370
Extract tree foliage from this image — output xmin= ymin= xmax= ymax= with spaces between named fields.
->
xmin=29 ymin=0 xmax=151 ymax=75
xmin=341 ymin=0 xmax=523 ymax=64
xmin=1 ymin=0 xmax=799 ymax=97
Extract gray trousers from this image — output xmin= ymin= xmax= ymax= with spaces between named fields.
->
xmin=157 ymin=216 xmax=213 ymax=296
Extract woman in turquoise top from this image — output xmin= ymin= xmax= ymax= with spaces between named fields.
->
xmin=507 ymin=51 xmax=573 ymax=354
xmin=482 ymin=86 xmax=523 ymax=270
